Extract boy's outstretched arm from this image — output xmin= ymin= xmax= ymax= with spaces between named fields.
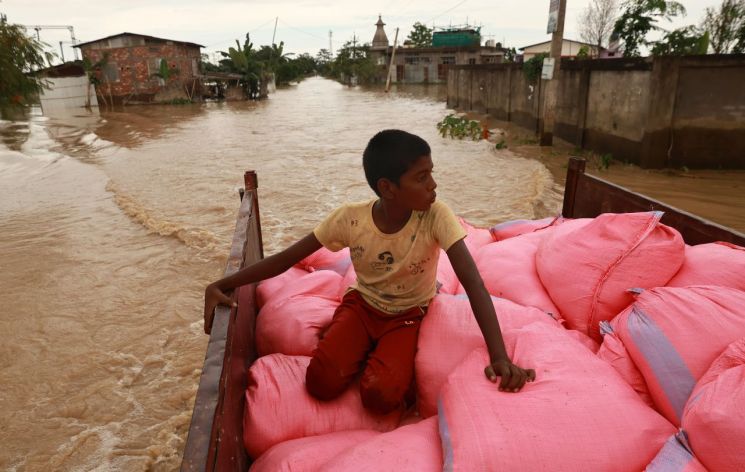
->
xmin=203 ymin=232 xmax=323 ymax=334
xmin=446 ymin=239 xmax=536 ymax=392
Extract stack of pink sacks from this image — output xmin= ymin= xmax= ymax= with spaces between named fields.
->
xmin=244 ymin=212 xmax=745 ymax=471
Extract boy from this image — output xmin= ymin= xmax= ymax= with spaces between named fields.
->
xmin=204 ymin=129 xmax=535 ymax=414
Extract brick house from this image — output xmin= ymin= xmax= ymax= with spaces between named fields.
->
xmin=74 ymin=32 xmax=203 ymax=103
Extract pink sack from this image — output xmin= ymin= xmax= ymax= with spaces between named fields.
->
xmin=536 ymin=212 xmax=685 ymax=341
xmin=338 ymin=262 xmax=357 ymax=299
xmin=249 ymin=430 xmax=379 ymax=472
xmin=243 ymin=354 xmax=401 ymax=458
xmin=597 ymin=322 xmax=653 ymax=406
xmin=682 ymin=338 xmax=745 ymax=472
xmin=296 ymin=246 xmax=352 ymax=275
xmin=458 ymin=217 xmax=494 ymax=253
xmin=256 ymin=270 xmax=342 ymax=356
xmin=256 ymin=266 xmax=310 ymax=308
xmin=667 ymin=242 xmax=745 ymax=291
xmin=415 ymin=293 xmax=559 ymax=417
xmin=489 ymin=215 xmax=562 ymax=241
xmin=436 ymin=250 xmax=460 ymax=295
xmin=323 ymin=417 xmax=442 ymax=471
xmin=438 ymin=323 xmax=675 ymax=472
xmin=646 ymin=433 xmax=707 ymax=472
xmin=610 ymin=286 xmax=745 ymax=426
xmin=463 ymin=230 xmax=561 ymax=316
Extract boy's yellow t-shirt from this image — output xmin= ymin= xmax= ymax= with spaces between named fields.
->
xmin=313 ymin=199 xmax=467 ymax=314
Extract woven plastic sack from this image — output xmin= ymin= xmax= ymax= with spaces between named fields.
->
xmin=682 ymin=338 xmax=745 ymax=472
xmin=462 ymin=230 xmax=561 ymax=316
xmin=536 ymin=212 xmax=684 ymax=341
xmin=458 ymin=217 xmax=494 ymax=253
xmin=243 ymin=354 xmax=401 ymax=458
xmin=667 ymin=242 xmax=745 ymax=291
xmin=610 ymin=286 xmax=745 ymax=426
xmin=438 ymin=323 xmax=675 ymax=472
xmin=324 ymin=416 xmax=442 ymax=471
xmin=296 ymin=246 xmax=352 ymax=275
xmin=645 ymin=433 xmax=707 ymax=472
xmin=597 ymin=322 xmax=653 ymax=406
xmin=489 ymin=215 xmax=563 ymax=241
xmin=415 ymin=293 xmax=559 ymax=417
xmin=256 ymin=270 xmax=342 ymax=356
xmin=256 ymin=266 xmax=309 ymax=308
xmin=249 ymin=429 xmax=378 ymax=472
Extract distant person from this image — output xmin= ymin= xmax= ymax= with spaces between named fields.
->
xmin=203 ymin=129 xmax=535 ymax=414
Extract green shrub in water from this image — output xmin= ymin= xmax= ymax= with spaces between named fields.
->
xmin=436 ymin=114 xmax=483 ymax=141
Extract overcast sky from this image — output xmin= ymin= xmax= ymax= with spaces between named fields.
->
xmin=2 ymin=0 xmax=714 ymax=63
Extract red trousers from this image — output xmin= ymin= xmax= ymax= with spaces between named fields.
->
xmin=306 ymin=290 xmax=426 ymax=414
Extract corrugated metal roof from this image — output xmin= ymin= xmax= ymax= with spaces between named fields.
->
xmin=74 ymin=32 xmax=204 ymax=49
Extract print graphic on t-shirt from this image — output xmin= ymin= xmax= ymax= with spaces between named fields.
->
xmin=350 ymin=245 xmax=365 ymax=261
xmin=409 ymin=257 xmax=431 ymax=275
xmin=370 ymin=251 xmax=395 ymax=272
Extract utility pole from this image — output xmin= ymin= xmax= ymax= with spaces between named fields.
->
xmin=329 ymin=30 xmax=333 ymax=57
xmin=352 ymin=33 xmax=358 ymax=59
xmin=25 ymin=25 xmax=79 ymax=60
xmin=540 ymin=0 xmax=567 ymax=146
xmin=271 ymin=17 xmax=278 ymax=45
xmin=385 ymin=28 xmax=399 ymax=93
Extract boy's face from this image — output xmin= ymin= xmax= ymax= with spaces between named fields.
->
xmin=391 ymin=154 xmax=437 ymax=211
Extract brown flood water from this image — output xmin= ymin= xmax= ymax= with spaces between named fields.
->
xmin=0 ymin=76 xmax=741 ymax=471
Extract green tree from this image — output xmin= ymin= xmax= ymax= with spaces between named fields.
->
xmin=219 ymin=34 xmax=262 ymax=98
xmin=504 ymin=47 xmax=518 ymax=63
xmin=651 ymin=26 xmax=710 ymax=55
xmin=701 ymin=0 xmax=745 ymax=53
xmin=330 ymin=39 xmax=378 ymax=84
xmin=407 ymin=22 xmax=433 ymax=47
xmin=0 ymin=15 xmax=53 ymax=108
xmin=613 ymin=0 xmax=686 ymax=56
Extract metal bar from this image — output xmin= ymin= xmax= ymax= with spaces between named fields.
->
xmin=561 ymin=156 xmax=585 ymax=217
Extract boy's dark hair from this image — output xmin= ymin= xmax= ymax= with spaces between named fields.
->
xmin=363 ymin=129 xmax=431 ymax=196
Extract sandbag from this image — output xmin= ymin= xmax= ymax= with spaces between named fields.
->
xmin=646 ymin=433 xmax=707 ymax=472
xmin=462 ymin=230 xmax=561 ymax=316
xmin=415 ymin=293 xmax=559 ymax=417
xmin=436 ymin=250 xmax=460 ymax=295
xmin=243 ymin=354 xmax=401 ymax=458
xmin=537 ymin=212 xmax=684 ymax=341
xmin=296 ymin=246 xmax=352 ymax=275
xmin=323 ymin=417 xmax=442 ymax=471
xmin=682 ymin=338 xmax=745 ymax=472
xmin=256 ymin=270 xmax=342 ymax=356
xmin=438 ymin=323 xmax=675 ymax=472
xmin=610 ymin=286 xmax=745 ymax=426
xmin=667 ymin=242 xmax=745 ymax=291
xmin=249 ymin=429 xmax=379 ymax=472
xmin=489 ymin=215 xmax=562 ymax=241
xmin=256 ymin=266 xmax=310 ymax=308
xmin=597 ymin=321 xmax=653 ymax=406
xmin=458 ymin=217 xmax=494 ymax=253
xmin=338 ymin=262 xmax=357 ymax=299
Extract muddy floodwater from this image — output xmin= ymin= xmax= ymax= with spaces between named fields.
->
xmin=0 ymin=76 xmax=741 ymax=471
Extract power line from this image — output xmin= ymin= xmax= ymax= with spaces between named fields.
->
xmin=277 ymin=18 xmax=327 ymax=41
xmin=428 ymin=0 xmax=469 ymax=24
xmin=205 ymin=17 xmax=278 ymax=48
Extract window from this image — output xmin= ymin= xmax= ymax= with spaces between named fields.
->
xmin=440 ymin=56 xmax=456 ymax=65
xmin=405 ymin=56 xmax=420 ymax=65
xmin=468 ymin=58 xmax=476 ymax=65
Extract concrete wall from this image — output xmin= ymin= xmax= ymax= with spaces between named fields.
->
xmin=448 ymin=55 xmax=745 ymax=168
xmin=39 ymin=76 xmax=98 ymax=113
xmin=449 ymin=64 xmax=543 ymax=133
